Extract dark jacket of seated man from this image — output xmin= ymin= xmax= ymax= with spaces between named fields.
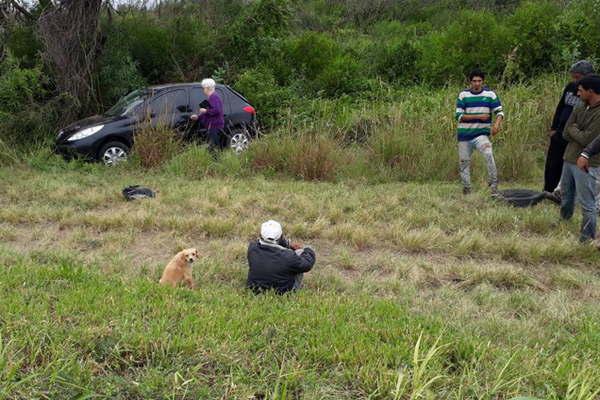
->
xmin=247 ymin=239 xmax=316 ymax=294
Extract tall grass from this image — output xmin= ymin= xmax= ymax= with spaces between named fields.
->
xmin=286 ymin=76 xmax=563 ymax=181
xmin=164 ymin=144 xmax=214 ymax=178
xmin=0 ymin=138 xmax=19 ymax=166
xmin=2 ymin=166 xmax=600 ymax=398
xmin=245 ymin=75 xmax=560 ymax=183
xmin=248 ymin=131 xmax=343 ymax=181
xmin=126 ymin=75 xmax=559 ymax=184
xmin=392 ymin=333 xmax=448 ymax=399
xmin=132 ymin=124 xmax=182 ymax=169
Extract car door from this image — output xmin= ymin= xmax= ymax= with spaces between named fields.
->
xmin=216 ymin=87 xmax=231 ymax=121
xmin=188 ymin=87 xmax=207 ymax=140
xmin=189 ymin=87 xmax=206 ymax=114
xmin=148 ymin=89 xmax=190 ymax=130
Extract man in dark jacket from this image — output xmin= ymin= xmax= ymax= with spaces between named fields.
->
xmin=560 ymin=74 xmax=600 ymax=242
xmin=544 ymin=60 xmax=595 ymax=196
xmin=247 ymin=220 xmax=316 ymax=294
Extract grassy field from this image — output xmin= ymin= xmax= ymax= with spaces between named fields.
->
xmin=243 ymin=76 xmax=561 ymax=184
xmin=1 ymin=162 xmax=599 ymax=399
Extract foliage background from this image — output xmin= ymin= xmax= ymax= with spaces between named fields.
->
xmin=0 ymin=0 xmax=597 ymax=181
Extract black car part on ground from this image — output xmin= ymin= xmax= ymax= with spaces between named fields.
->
xmin=496 ymin=188 xmax=547 ymax=208
xmin=122 ymin=185 xmax=156 ymax=201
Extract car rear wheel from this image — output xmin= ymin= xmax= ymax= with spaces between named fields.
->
xmin=99 ymin=141 xmax=129 ymax=166
xmin=228 ymin=129 xmax=251 ymax=154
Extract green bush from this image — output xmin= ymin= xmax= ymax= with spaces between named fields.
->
xmin=167 ymin=14 xmax=222 ymax=81
xmin=417 ymin=10 xmax=513 ymax=84
xmin=291 ymin=0 xmax=344 ymax=30
xmin=96 ymin=27 xmax=146 ymax=109
xmin=0 ymin=54 xmax=44 ymax=113
xmin=507 ymin=1 xmax=563 ymax=78
xmin=0 ymin=54 xmax=73 ymax=147
xmin=284 ymin=32 xmax=339 ymax=80
xmin=374 ymin=39 xmax=419 ymax=84
xmin=316 ymin=55 xmax=369 ymax=97
xmin=233 ymin=67 xmax=296 ymax=129
xmin=225 ymin=0 xmax=291 ymax=69
xmin=557 ymin=0 xmax=600 ymax=67
xmin=118 ymin=15 xmax=172 ymax=83
xmin=5 ymin=24 xmax=41 ymax=68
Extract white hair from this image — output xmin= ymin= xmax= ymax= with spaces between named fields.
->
xmin=201 ymin=78 xmax=216 ymax=89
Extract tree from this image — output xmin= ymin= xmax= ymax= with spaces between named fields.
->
xmin=37 ymin=0 xmax=105 ymax=116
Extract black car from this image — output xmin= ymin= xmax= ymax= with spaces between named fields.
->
xmin=55 ymin=83 xmax=258 ymax=165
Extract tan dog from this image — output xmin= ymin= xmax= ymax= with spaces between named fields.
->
xmin=159 ymin=248 xmax=199 ymax=288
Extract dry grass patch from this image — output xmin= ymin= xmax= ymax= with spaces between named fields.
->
xmin=132 ymin=124 xmax=182 ymax=168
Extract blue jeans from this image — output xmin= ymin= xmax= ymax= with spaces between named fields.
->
xmin=292 ymin=274 xmax=303 ymax=291
xmin=560 ymin=162 xmax=600 ymax=242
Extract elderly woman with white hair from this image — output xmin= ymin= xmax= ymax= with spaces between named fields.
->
xmin=191 ymin=78 xmax=225 ymax=151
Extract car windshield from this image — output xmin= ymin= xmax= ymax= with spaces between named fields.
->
xmin=105 ymin=89 xmax=150 ymax=117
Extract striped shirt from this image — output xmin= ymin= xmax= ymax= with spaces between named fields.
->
xmin=455 ymin=88 xmax=504 ymax=141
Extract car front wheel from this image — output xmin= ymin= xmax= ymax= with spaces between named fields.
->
xmin=99 ymin=141 xmax=129 ymax=166
xmin=228 ymin=129 xmax=251 ymax=154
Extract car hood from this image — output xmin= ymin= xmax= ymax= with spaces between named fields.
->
xmin=56 ymin=114 xmax=129 ymax=142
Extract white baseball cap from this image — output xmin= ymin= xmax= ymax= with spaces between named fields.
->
xmin=261 ymin=220 xmax=283 ymax=242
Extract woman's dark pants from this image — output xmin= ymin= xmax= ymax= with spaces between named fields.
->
xmin=208 ymin=128 xmax=223 ymax=151
xmin=544 ymin=134 xmax=568 ymax=192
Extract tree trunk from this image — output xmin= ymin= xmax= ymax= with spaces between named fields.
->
xmin=38 ymin=0 xmax=104 ymax=118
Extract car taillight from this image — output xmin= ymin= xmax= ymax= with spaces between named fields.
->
xmin=243 ymin=106 xmax=256 ymax=115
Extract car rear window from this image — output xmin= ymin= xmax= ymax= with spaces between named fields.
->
xmin=227 ymin=88 xmax=250 ymax=112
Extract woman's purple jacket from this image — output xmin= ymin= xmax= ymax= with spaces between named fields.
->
xmin=200 ymin=92 xmax=225 ymax=130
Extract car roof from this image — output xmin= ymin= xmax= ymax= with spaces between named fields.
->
xmin=145 ymin=82 xmax=251 ymax=104
xmin=147 ymin=82 xmax=227 ymax=91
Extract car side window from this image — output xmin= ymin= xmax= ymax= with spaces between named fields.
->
xmin=216 ymin=88 xmax=231 ymax=115
xmin=190 ymin=87 xmax=207 ymax=110
xmin=228 ymin=91 xmax=247 ymax=112
xmin=149 ymin=89 xmax=188 ymax=124
xmin=191 ymin=86 xmax=231 ymax=115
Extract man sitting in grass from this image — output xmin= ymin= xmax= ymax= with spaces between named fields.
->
xmin=455 ymin=69 xmax=504 ymax=195
xmin=560 ymin=74 xmax=600 ymax=243
xmin=247 ymin=220 xmax=316 ymax=294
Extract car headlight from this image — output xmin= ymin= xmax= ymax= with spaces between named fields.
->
xmin=67 ymin=125 xmax=104 ymax=141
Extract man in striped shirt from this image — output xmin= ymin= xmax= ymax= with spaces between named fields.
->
xmin=455 ymin=69 xmax=504 ymax=195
